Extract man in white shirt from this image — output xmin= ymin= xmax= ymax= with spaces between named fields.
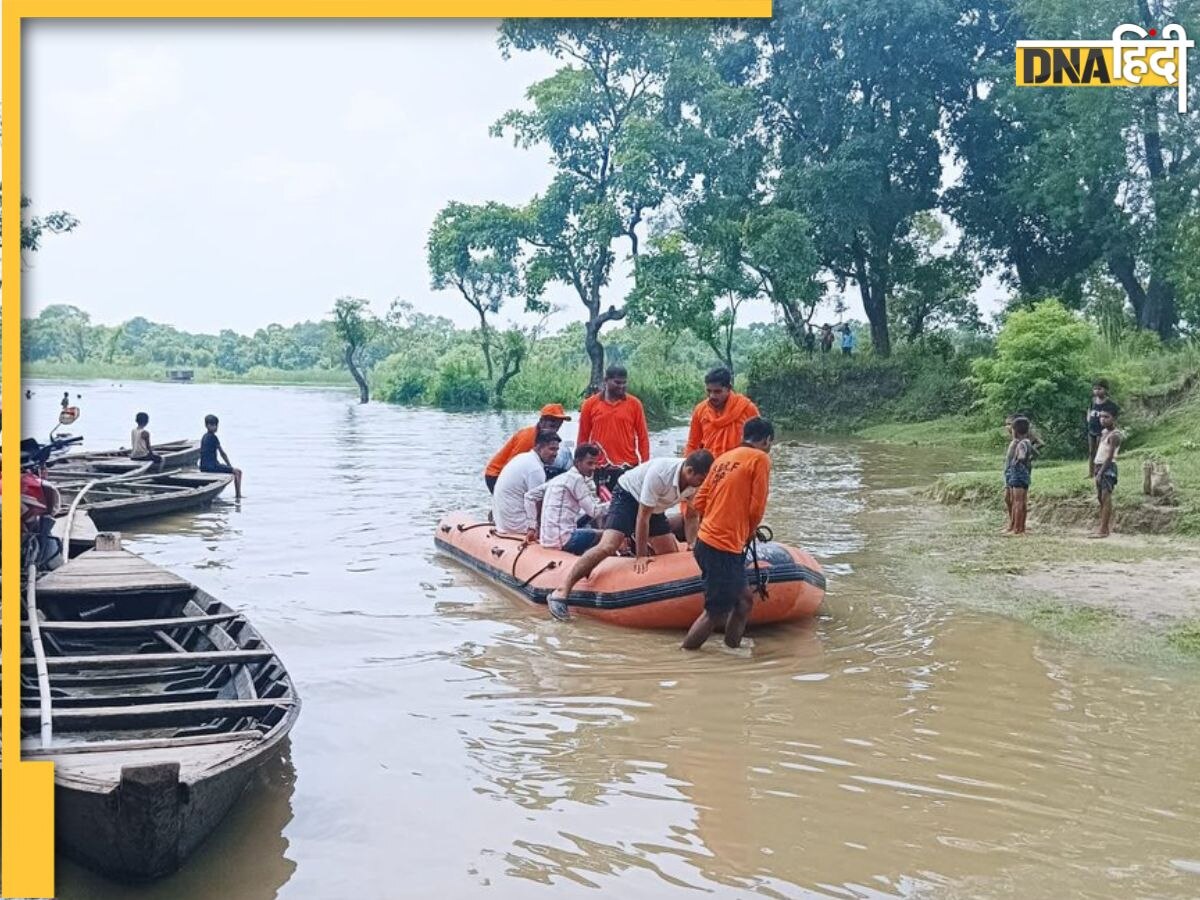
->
xmin=547 ymin=450 xmax=714 ymax=620
xmin=492 ymin=430 xmax=562 ymax=539
xmin=524 ymin=443 xmax=609 ymax=554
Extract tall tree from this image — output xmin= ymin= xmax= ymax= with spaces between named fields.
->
xmin=0 ymin=190 xmax=79 ymax=288
xmin=888 ymin=213 xmax=982 ymax=341
xmin=490 ymin=21 xmax=684 ymax=391
xmin=332 ymin=297 xmax=378 ymax=403
xmin=427 ymin=201 xmax=523 ymax=388
xmin=949 ymin=0 xmax=1200 ymax=338
xmin=756 ymin=0 xmax=971 ymax=356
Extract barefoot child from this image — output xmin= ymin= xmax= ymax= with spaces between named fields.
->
xmin=1004 ymin=416 xmax=1034 ymax=535
xmin=1090 ymin=409 xmax=1122 ymax=538
xmin=200 ymin=414 xmax=244 ymax=499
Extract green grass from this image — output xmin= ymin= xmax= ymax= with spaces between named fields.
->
xmin=24 ymin=361 xmax=353 ymax=387
xmin=863 ymin=386 xmax=1200 ymax=536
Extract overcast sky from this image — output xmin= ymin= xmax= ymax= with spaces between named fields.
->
xmin=24 ymin=21 xmax=1004 ymax=336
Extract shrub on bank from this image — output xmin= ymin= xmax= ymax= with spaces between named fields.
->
xmin=970 ymin=300 xmax=1095 ymax=455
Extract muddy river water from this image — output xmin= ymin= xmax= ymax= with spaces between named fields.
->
xmin=25 ymin=379 xmax=1200 ymax=899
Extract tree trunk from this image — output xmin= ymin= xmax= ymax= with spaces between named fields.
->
xmin=494 ymin=356 xmax=521 ymax=408
xmin=853 ymin=247 xmax=891 ymax=356
xmin=584 ymin=318 xmax=605 ymax=396
xmin=1142 ymin=275 xmax=1177 ymax=340
xmin=345 ymin=346 xmax=369 ymax=404
xmin=476 ymin=307 xmax=494 ymax=382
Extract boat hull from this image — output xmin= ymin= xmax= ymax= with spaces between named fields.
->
xmin=435 ymin=511 xmax=826 ymax=628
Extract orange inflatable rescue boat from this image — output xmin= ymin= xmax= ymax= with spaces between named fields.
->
xmin=435 ymin=511 xmax=826 ymax=629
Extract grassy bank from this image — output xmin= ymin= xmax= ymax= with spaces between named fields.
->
xmin=24 ymin=361 xmax=354 ymax=387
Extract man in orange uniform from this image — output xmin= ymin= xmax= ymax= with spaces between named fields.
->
xmin=682 ymin=417 xmax=775 ymax=652
xmin=675 ymin=367 xmax=759 ymax=536
xmin=484 ymin=403 xmax=572 ymax=494
xmin=683 ymin=367 xmax=760 ymax=460
xmin=577 ymin=365 xmax=651 ymax=472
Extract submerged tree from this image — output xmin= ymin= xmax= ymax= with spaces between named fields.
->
xmin=426 ymin=201 xmax=523 ymax=389
xmin=332 ymin=297 xmax=379 ymax=403
xmin=486 ymin=21 xmax=687 ymax=392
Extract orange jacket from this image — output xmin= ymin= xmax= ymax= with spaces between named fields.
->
xmin=577 ymin=393 xmax=650 ymax=467
xmin=692 ymin=445 xmax=771 ymax=554
xmin=683 ymin=392 xmax=760 ymax=460
xmin=484 ymin=425 xmax=536 ymax=478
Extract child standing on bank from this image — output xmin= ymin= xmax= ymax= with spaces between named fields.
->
xmin=1091 ymin=409 xmax=1122 ymax=538
xmin=1003 ymin=416 xmax=1034 ymax=535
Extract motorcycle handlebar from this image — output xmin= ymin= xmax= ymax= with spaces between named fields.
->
xmin=20 ymin=435 xmax=84 ymax=470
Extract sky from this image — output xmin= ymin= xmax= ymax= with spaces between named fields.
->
xmin=23 ymin=21 xmax=1006 ymax=336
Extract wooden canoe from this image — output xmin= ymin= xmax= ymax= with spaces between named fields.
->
xmin=51 ymin=439 xmax=202 ymax=473
xmin=2 ymin=541 xmax=299 ymax=882
xmin=52 ymin=509 xmax=99 ymax=558
xmin=51 ymin=472 xmax=233 ymax=529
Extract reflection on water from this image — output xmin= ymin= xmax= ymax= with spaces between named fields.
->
xmin=25 ymin=379 xmax=1200 ymax=899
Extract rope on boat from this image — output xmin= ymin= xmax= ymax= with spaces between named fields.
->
xmin=510 ymin=539 xmax=559 ymax=589
xmin=747 ymin=525 xmax=773 ymax=602
xmin=25 ymin=563 xmax=54 ymax=748
xmin=455 ymin=522 xmax=495 ymax=533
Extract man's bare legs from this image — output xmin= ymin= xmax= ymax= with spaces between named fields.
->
xmin=1091 ymin=485 xmax=1113 ymax=538
xmin=1002 ymin=486 xmax=1013 ymax=533
xmin=548 ymin=530 xmax=624 ymax=618
xmin=683 ymin=589 xmax=754 ymax=650
xmin=1008 ymin=487 xmax=1028 ymax=535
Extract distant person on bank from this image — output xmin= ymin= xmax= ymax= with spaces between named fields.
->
xmin=483 ymin=403 xmax=572 ymax=494
xmin=840 ymin=324 xmax=856 ymax=357
xmin=1002 ymin=416 xmax=1035 ymax=536
xmin=803 ymin=326 xmax=816 ymax=356
xmin=200 ymin=414 xmax=243 ymax=499
xmin=820 ymin=324 xmax=834 ymax=355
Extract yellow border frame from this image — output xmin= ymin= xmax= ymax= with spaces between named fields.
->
xmin=1 ymin=2 xmax=769 ymax=895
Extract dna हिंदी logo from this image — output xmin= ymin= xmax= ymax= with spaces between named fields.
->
xmin=1016 ymin=24 xmax=1193 ymax=112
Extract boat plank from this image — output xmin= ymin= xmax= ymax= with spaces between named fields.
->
xmin=25 ymin=613 xmax=240 ymax=633
xmin=23 ymin=697 xmax=293 ymax=728
xmin=21 ymin=730 xmax=265 ymax=757
xmin=28 ymin=649 xmax=277 ymax=671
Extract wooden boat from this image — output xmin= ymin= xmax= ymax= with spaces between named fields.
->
xmin=52 ymin=472 xmax=232 ymax=530
xmin=4 ymin=537 xmax=299 ymax=881
xmin=50 ymin=439 xmax=202 ymax=473
xmin=52 ymin=509 xmax=99 ymax=558
xmin=435 ymin=511 xmax=826 ymax=629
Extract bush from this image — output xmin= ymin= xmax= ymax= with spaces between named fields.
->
xmin=970 ymin=300 xmax=1095 ymax=454
xmin=431 ymin=348 xmax=491 ymax=410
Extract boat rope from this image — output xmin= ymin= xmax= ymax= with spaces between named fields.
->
xmin=510 ymin=538 xmax=560 ymax=588
xmin=747 ymin=525 xmax=773 ymax=602
xmin=25 ymin=564 xmax=55 ymax=748
xmin=455 ymin=521 xmax=494 ymax=533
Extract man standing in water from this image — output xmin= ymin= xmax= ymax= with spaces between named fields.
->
xmin=1091 ymin=409 xmax=1122 ymax=539
xmin=683 ymin=417 xmax=775 ymax=651
xmin=200 ymin=414 xmax=244 ymax=499
xmin=577 ymin=365 xmax=651 ymax=475
xmin=483 ymin=403 xmax=572 ymax=494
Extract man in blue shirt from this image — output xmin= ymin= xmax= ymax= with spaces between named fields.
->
xmin=840 ymin=325 xmax=856 ymax=357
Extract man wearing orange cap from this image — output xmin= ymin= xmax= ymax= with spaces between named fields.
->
xmin=484 ymin=403 xmax=573 ymax=494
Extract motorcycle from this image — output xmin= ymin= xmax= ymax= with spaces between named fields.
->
xmin=3 ymin=434 xmax=85 ymax=580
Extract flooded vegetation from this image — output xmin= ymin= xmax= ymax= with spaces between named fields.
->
xmin=27 ymin=379 xmax=1200 ymax=899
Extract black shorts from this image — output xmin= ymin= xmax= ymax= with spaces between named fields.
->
xmin=1004 ymin=463 xmax=1031 ymax=490
xmin=694 ymin=538 xmax=748 ymax=616
xmin=485 ymin=474 xmax=499 ymax=494
xmin=1098 ymin=462 xmax=1118 ymax=494
xmin=603 ymin=486 xmax=671 ymax=538
xmin=201 ymin=463 xmax=235 ymax=475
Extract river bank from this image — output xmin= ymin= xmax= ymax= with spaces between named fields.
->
xmin=23 ymin=361 xmax=352 ymax=387
xmin=854 ymin=390 xmax=1200 ymax=664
